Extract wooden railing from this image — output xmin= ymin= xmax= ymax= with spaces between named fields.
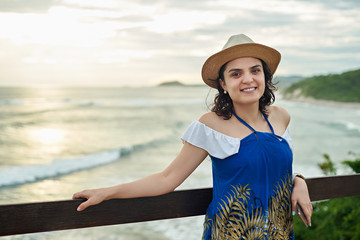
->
xmin=0 ymin=174 xmax=359 ymax=237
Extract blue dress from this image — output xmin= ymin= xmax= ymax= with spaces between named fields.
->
xmin=182 ymin=112 xmax=294 ymax=240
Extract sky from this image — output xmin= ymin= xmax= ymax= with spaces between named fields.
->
xmin=0 ymin=0 xmax=359 ymax=87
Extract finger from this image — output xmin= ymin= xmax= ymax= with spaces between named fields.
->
xmin=77 ymin=200 xmax=91 ymax=212
xmin=298 ymin=202 xmax=312 ymax=227
xmin=305 ymin=204 xmax=313 ymax=226
xmin=291 ymin=199 xmax=297 ymax=216
xmin=73 ymin=190 xmax=89 ymax=200
xmin=73 ymin=191 xmax=91 ymax=211
xmin=72 ymin=192 xmax=81 ymax=199
xmin=306 ymin=216 xmax=312 ymax=227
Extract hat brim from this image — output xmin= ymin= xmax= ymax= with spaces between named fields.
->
xmin=201 ymin=43 xmax=281 ymax=88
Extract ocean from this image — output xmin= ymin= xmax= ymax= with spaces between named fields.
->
xmin=0 ymin=86 xmax=359 ymax=239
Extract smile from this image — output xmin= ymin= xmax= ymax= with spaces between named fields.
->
xmin=241 ymin=87 xmax=256 ymax=92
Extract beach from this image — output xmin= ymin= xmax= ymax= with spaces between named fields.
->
xmin=0 ymin=86 xmax=359 ymax=239
xmin=282 ymin=95 xmax=360 ymax=108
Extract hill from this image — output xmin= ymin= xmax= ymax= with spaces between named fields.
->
xmin=283 ymin=69 xmax=360 ymax=102
xmin=157 ymin=80 xmax=203 ymax=87
xmin=274 ymin=75 xmax=304 ymax=90
xmin=158 ymin=80 xmax=186 ymax=87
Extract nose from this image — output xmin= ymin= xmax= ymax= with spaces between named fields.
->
xmin=241 ymin=71 xmax=253 ymax=84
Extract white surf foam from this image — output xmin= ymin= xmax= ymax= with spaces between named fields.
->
xmin=0 ymin=147 xmax=132 ymax=188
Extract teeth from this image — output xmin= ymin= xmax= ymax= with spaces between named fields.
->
xmin=242 ymin=87 xmax=255 ymax=92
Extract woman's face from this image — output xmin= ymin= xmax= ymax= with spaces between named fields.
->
xmin=220 ymin=57 xmax=265 ymax=106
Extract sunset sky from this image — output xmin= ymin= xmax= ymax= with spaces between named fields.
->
xmin=0 ymin=0 xmax=359 ymax=87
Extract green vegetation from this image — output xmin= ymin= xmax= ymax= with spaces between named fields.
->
xmin=318 ymin=153 xmax=337 ymax=175
xmin=342 ymin=152 xmax=360 ymax=174
xmin=284 ymin=69 xmax=360 ymax=102
xmin=294 ymin=152 xmax=360 ymax=239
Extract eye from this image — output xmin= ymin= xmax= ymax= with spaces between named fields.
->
xmin=252 ymin=68 xmax=261 ymax=74
xmin=231 ymin=72 xmax=241 ymax=78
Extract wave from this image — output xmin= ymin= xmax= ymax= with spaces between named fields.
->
xmin=0 ymin=139 xmax=160 ymax=188
xmin=117 ymin=98 xmax=204 ymax=107
xmin=0 ymin=97 xmax=203 ymax=107
xmin=0 ymin=98 xmax=99 ymax=107
xmin=342 ymin=121 xmax=360 ymax=133
xmin=325 ymin=120 xmax=360 ymax=135
xmin=0 ymin=99 xmax=25 ymax=105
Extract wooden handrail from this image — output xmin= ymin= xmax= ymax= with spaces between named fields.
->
xmin=0 ymin=174 xmax=359 ymax=237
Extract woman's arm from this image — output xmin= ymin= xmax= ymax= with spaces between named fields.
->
xmin=73 ymin=142 xmax=208 ymax=211
xmin=291 ymin=176 xmax=313 ymax=227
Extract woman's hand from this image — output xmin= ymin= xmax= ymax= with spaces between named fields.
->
xmin=291 ymin=176 xmax=312 ymax=227
xmin=72 ymin=188 xmax=108 ymax=211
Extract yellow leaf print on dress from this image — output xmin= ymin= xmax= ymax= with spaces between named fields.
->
xmin=202 ymin=174 xmax=293 ymax=240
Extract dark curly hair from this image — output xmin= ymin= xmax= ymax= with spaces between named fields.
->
xmin=211 ymin=59 xmax=277 ymax=119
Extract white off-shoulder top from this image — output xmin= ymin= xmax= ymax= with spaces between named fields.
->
xmin=181 ymin=120 xmax=294 ymax=159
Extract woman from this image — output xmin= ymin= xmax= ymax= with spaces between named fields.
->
xmin=73 ymin=34 xmax=312 ymax=239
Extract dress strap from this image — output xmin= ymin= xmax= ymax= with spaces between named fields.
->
xmin=262 ymin=113 xmax=275 ymax=135
xmin=232 ymin=110 xmax=275 ymax=134
xmin=232 ymin=110 xmax=256 ymax=132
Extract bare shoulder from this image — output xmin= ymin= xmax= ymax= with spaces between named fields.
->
xmin=199 ymin=112 xmax=227 ymax=130
xmin=268 ymin=105 xmax=291 ymax=128
xmin=199 ymin=112 xmax=224 ymax=125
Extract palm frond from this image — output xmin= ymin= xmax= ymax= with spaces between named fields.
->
xmin=203 ymin=173 xmax=294 ymax=240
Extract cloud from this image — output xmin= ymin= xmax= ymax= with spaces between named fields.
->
xmin=0 ymin=0 xmax=55 ymax=13
xmin=296 ymin=0 xmax=359 ymax=10
xmin=0 ymin=0 xmax=359 ymax=86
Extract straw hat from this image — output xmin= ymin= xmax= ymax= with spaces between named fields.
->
xmin=201 ymin=34 xmax=281 ymax=88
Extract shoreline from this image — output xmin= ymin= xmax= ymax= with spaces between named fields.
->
xmin=279 ymin=95 xmax=360 ymax=108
